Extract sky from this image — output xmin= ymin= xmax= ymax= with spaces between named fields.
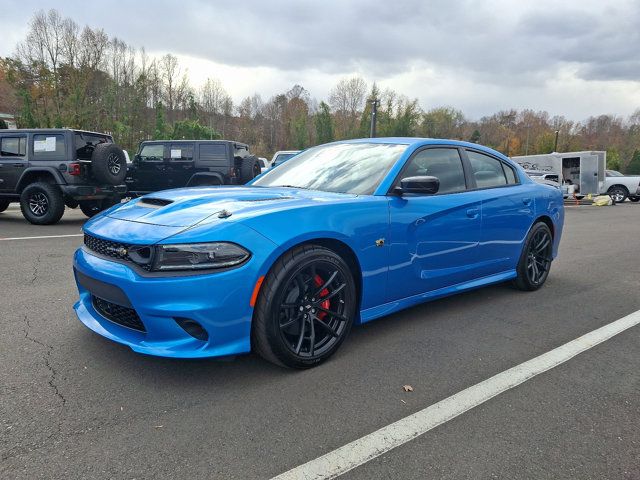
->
xmin=2 ymin=0 xmax=639 ymax=120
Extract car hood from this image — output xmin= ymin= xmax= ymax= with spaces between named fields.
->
xmin=105 ymin=186 xmax=353 ymax=227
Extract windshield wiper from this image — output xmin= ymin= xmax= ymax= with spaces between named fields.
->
xmin=275 ymin=185 xmax=309 ymax=189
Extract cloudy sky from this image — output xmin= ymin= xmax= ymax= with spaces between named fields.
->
xmin=2 ymin=0 xmax=639 ymax=120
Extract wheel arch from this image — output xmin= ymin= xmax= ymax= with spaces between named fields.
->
xmin=534 ymin=214 xmax=555 ymax=238
xmin=257 ymin=236 xmax=364 ymax=314
xmin=607 ymin=184 xmax=629 ymax=193
xmin=186 ymin=172 xmax=224 ymax=186
xmin=16 ymin=168 xmax=63 ymax=193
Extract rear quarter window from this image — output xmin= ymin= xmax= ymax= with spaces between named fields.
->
xmin=32 ymin=134 xmax=65 ymax=159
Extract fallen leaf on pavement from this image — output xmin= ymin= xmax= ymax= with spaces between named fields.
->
xmin=402 ymin=385 xmax=414 ymax=392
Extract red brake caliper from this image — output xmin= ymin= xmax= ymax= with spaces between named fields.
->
xmin=313 ymin=275 xmax=330 ymax=320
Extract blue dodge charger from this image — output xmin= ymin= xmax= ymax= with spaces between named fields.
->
xmin=73 ymin=138 xmax=564 ymax=368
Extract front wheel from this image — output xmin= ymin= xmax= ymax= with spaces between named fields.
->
xmin=513 ymin=222 xmax=553 ymax=291
xmin=252 ymin=245 xmax=357 ymax=369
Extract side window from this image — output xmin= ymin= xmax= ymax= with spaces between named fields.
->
xmin=32 ymin=134 xmax=65 ymax=159
xmin=199 ymin=144 xmax=227 ymax=163
xmin=467 ymin=150 xmax=507 ymax=188
xmin=138 ymin=144 xmax=165 ymax=162
xmin=1 ymin=137 xmax=26 ymax=157
xmin=169 ymin=144 xmax=194 ymax=161
xmin=503 ymin=163 xmax=519 ymax=184
xmin=399 ymin=148 xmax=466 ymax=194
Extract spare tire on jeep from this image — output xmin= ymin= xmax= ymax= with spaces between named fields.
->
xmin=239 ymin=155 xmax=261 ymax=184
xmin=91 ymin=143 xmax=127 ymax=185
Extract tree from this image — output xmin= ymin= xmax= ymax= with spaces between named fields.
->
xmin=627 ymin=150 xmax=640 ymax=175
xmin=0 ymin=119 xmax=7 ymax=129
xmin=329 ymin=76 xmax=366 ymax=139
xmin=606 ymin=149 xmax=621 ymax=171
xmin=314 ymin=101 xmax=334 ymax=144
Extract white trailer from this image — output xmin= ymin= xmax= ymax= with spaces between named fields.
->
xmin=512 ymin=151 xmax=606 ymax=196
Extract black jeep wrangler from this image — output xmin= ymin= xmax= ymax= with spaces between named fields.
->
xmin=0 ymin=129 xmax=127 ymax=224
xmin=125 ymin=140 xmax=262 ymax=195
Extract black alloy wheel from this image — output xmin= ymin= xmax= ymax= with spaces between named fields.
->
xmin=252 ymin=245 xmax=356 ymax=368
xmin=19 ymin=182 xmax=65 ymax=225
xmin=513 ymin=222 xmax=553 ymax=291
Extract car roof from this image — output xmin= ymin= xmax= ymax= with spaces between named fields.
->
xmin=0 ymin=128 xmax=112 ymax=137
xmin=333 ymin=137 xmax=510 ymax=161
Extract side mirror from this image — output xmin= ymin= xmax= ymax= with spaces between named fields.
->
xmin=395 ymin=176 xmax=440 ymax=195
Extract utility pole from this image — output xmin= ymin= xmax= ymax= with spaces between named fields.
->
xmin=370 ymin=99 xmax=380 ymax=138
xmin=553 ymin=130 xmax=559 ymax=152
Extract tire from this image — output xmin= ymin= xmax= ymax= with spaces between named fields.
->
xmin=513 ymin=222 xmax=553 ymax=291
xmin=607 ymin=185 xmax=628 ymax=203
xmin=190 ymin=176 xmax=222 ymax=187
xmin=65 ymin=198 xmax=79 ymax=209
xmin=239 ymin=156 xmax=261 ymax=184
xmin=0 ymin=199 xmax=10 ymax=213
xmin=19 ymin=182 xmax=65 ymax=225
xmin=91 ymin=143 xmax=127 ymax=185
xmin=79 ymin=196 xmax=120 ymax=218
xmin=629 ymin=197 xmax=639 ymax=203
xmin=252 ymin=245 xmax=357 ymax=369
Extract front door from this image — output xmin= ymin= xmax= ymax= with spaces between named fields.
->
xmin=0 ymin=135 xmax=27 ymax=192
xmin=387 ymin=147 xmax=483 ymax=300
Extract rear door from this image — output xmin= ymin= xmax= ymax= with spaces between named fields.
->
xmin=465 ymin=148 xmax=536 ymax=276
xmin=579 ymin=154 xmax=599 ymax=195
xmin=387 ymin=147 xmax=484 ymax=300
xmin=0 ymin=134 xmax=27 ymax=192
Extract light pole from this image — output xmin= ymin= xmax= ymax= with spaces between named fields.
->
xmin=370 ymin=99 xmax=380 ymax=138
xmin=553 ymin=130 xmax=559 ymax=152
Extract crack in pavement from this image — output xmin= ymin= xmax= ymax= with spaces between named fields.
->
xmin=21 ymin=314 xmax=66 ymax=407
xmin=29 ymin=254 xmax=41 ymax=285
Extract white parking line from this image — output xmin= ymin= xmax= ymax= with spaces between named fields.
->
xmin=272 ymin=309 xmax=640 ymax=480
xmin=0 ymin=234 xmax=83 ymax=241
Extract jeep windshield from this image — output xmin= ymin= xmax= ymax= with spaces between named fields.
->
xmin=253 ymin=142 xmax=407 ymax=195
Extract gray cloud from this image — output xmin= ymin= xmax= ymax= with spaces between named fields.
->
xmin=1 ymin=0 xmax=639 ymax=118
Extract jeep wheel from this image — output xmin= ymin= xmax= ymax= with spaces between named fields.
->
xmin=0 ymin=199 xmax=10 ymax=213
xmin=240 ymin=156 xmax=261 ymax=184
xmin=79 ymin=196 xmax=120 ymax=218
xmin=20 ymin=182 xmax=65 ymax=225
xmin=91 ymin=143 xmax=127 ymax=185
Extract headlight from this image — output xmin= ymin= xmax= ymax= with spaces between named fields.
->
xmin=152 ymin=242 xmax=250 ymax=271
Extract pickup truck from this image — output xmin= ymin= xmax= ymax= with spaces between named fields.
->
xmin=603 ymin=170 xmax=640 ymax=203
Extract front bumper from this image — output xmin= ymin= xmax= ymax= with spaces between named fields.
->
xmin=73 ymin=247 xmax=258 ymax=358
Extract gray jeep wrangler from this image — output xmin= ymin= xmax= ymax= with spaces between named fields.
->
xmin=0 ymin=129 xmax=127 ymax=224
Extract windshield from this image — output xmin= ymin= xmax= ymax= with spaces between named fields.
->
xmin=254 ymin=142 xmax=407 ymax=194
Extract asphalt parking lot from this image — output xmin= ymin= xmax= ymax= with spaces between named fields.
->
xmin=1 ymin=203 xmax=639 ymax=480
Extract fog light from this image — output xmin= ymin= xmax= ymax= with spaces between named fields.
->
xmin=174 ymin=317 xmax=209 ymax=341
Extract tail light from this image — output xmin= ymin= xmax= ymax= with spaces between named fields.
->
xmin=69 ymin=162 xmax=81 ymax=176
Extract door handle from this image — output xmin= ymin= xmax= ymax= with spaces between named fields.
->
xmin=522 ymin=198 xmax=532 ymax=206
xmin=466 ymin=208 xmax=479 ymax=218
xmin=13 ymin=163 xmax=25 ymax=167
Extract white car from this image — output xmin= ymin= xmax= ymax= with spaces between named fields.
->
xmin=603 ymin=170 xmax=640 ymax=203
xmin=270 ymin=150 xmax=301 ymax=169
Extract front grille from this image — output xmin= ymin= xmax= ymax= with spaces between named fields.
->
xmin=84 ymin=234 xmax=153 ymax=270
xmin=84 ymin=233 xmax=131 ymax=261
xmin=92 ymin=296 xmax=146 ymax=332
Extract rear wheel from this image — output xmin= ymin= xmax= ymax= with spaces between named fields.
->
xmin=20 ymin=182 xmax=65 ymax=225
xmin=513 ymin=222 xmax=553 ymax=291
xmin=239 ymin=156 xmax=261 ymax=184
xmin=629 ymin=197 xmax=639 ymax=203
xmin=0 ymin=199 xmax=10 ymax=213
xmin=607 ymin=186 xmax=628 ymax=203
xmin=79 ymin=196 xmax=120 ymax=218
xmin=252 ymin=245 xmax=356 ymax=369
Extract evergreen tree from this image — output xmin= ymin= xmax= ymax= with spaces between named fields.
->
xmin=627 ymin=150 xmax=640 ymax=175
xmin=314 ymin=102 xmax=334 ymax=144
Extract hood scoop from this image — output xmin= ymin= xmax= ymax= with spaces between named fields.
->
xmin=138 ymin=198 xmax=174 ymax=209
